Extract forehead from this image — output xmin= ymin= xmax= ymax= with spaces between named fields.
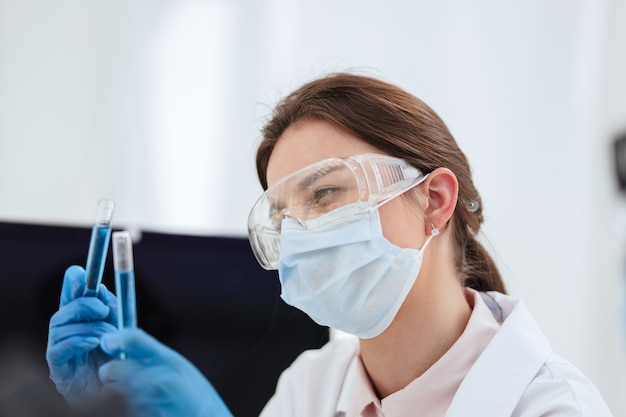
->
xmin=266 ymin=119 xmax=381 ymax=187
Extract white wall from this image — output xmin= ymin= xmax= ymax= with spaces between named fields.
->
xmin=1 ymin=0 xmax=625 ymax=414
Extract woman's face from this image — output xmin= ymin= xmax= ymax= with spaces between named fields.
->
xmin=266 ymin=119 xmax=428 ymax=250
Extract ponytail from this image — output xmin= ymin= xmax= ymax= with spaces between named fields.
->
xmin=453 ymin=201 xmax=506 ymax=293
xmin=460 ymin=233 xmax=506 ymax=293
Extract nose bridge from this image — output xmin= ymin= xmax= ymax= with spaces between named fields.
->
xmin=282 ymin=208 xmax=307 ymax=228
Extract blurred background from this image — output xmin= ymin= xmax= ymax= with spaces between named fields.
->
xmin=0 ymin=0 xmax=625 ymax=415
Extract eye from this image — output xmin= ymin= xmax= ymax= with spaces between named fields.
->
xmin=311 ymin=186 xmax=342 ymax=205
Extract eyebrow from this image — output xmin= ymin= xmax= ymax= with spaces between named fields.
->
xmin=266 ymin=162 xmax=347 ymax=213
xmin=295 ymin=164 xmax=345 ymax=190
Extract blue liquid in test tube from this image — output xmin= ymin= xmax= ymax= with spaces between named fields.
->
xmin=83 ymin=199 xmax=115 ymax=297
xmin=115 ymin=270 xmax=137 ymax=329
xmin=112 ymin=231 xmax=138 ymax=330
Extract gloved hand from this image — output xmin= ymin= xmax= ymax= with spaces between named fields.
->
xmin=46 ymin=265 xmax=118 ymax=406
xmin=99 ymin=328 xmax=233 ymax=417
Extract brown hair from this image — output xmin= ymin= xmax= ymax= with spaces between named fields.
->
xmin=256 ymin=72 xmax=506 ymax=293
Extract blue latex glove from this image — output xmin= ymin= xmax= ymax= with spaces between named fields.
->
xmin=46 ymin=265 xmax=118 ymax=406
xmin=99 ymin=328 xmax=233 ymax=417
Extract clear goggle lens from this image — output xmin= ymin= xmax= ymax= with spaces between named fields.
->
xmin=247 ymin=153 xmax=427 ymax=270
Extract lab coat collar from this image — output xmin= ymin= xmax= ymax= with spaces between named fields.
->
xmin=445 ymin=291 xmax=553 ymax=417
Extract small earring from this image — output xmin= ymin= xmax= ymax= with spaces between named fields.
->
xmin=420 ymin=223 xmax=440 ymax=250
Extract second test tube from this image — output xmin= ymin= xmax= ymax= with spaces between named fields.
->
xmin=112 ymin=231 xmax=138 ymax=330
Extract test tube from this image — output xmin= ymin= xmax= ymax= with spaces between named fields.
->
xmin=83 ymin=199 xmax=115 ymax=297
xmin=112 ymin=231 xmax=138 ymax=330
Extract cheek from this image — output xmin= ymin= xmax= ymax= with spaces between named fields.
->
xmin=378 ymin=197 xmax=426 ymax=250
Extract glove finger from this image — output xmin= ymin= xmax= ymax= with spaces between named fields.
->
xmin=60 ymin=265 xmax=87 ymax=307
xmin=48 ymin=320 xmax=118 ymax=347
xmin=99 ymin=357 xmax=162 ymax=385
xmin=46 ymin=335 xmax=101 ymax=367
xmin=98 ymin=283 xmax=119 ymax=325
xmin=101 ymin=328 xmax=173 ymax=361
xmin=49 ymin=297 xmax=111 ymax=328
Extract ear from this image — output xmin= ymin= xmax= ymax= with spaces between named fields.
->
xmin=421 ymin=167 xmax=458 ymax=233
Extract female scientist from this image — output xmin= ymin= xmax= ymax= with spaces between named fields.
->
xmin=46 ymin=73 xmax=613 ymax=416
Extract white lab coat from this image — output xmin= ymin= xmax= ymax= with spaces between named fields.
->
xmin=260 ymin=291 xmax=613 ymax=417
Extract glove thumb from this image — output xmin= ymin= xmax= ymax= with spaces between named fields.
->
xmin=60 ymin=266 xmax=87 ymax=307
xmin=100 ymin=328 xmax=174 ymax=361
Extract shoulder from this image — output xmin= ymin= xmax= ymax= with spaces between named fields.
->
xmin=482 ymin=291 xmax=613 ymax=416
xmin=449 ymin=291 xmax=613 ymax=417
xmin=513 ymin=353 xmax=613 ymax=416
xmin=259 ymin=336 xmax=359 ymax=417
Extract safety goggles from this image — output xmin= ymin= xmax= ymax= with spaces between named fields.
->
xmin=247 ymin=153 xmax=427 ymax=270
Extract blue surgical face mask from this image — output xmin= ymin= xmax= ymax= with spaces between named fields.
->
xmin=278 ymin=202 xmax=437 ymax=339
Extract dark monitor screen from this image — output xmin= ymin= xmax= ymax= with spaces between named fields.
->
xmin=0 ymin=221 xmax=329 ymax=416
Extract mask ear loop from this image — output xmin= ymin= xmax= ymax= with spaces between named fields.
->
xmin=419 ymin=223 xmax=440 ymax=251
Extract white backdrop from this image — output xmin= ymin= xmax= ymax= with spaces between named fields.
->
xmin=1 ymin=0 xmax=625 ymax=414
